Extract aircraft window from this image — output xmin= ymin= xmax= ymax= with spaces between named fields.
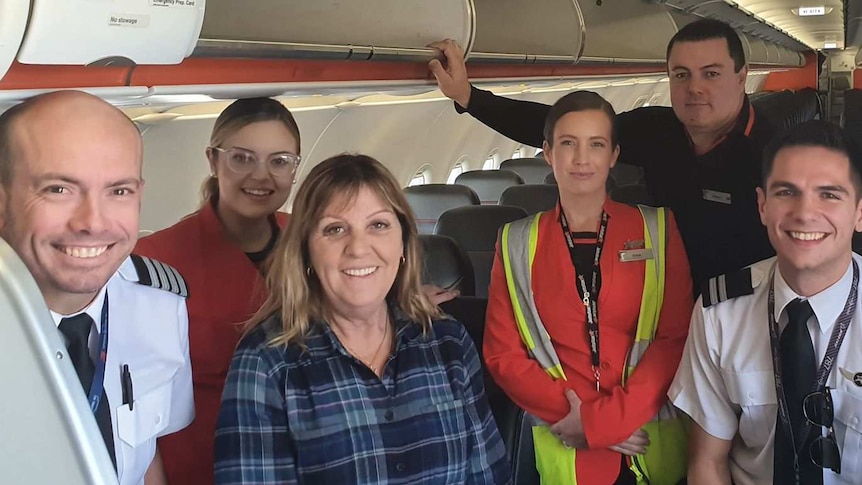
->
xmin=447 ymin=162 xmax=465 ymax=184
xmin=408 ymin=167 xmax=430 ymax=187
xmin=482 ymin=155 xmax=497 ymax=170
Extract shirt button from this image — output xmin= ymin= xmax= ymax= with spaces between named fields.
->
xmin=395 ymin=463 xmax=406 ymax=472
xmin=384 ymin=410 xmax=394 ymax=422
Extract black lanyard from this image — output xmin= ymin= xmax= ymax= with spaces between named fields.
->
xmin=767 ymin=260 xmax=858 ymax=483
xmin=560 ymin=208 xmax=609 ymax=392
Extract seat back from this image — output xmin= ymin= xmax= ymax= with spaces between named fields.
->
xmin=844 ymin=89 xmax=862 ymax=143
xmin=455 ymin=170 xmax=525 ymax=205
xmin=499 ymin=158 xmax=552 ymax=184
xmin=609 ymin=162 xmax=645 ymax=186
xmin=404 ymin=184 xmax=480 ymax=234
xmin=499 ymin=184 xmax=559 ymax=215
xmin=418 ymin=234 xmax=476 ymax=296
xmin=434 ymin=205 xmax=528 ymax=297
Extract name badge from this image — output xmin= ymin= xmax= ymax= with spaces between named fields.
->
xmin=619 ymin=248 xmax=654 ymax=262
xmin=703 ymin=189 xmax=732 ymax=205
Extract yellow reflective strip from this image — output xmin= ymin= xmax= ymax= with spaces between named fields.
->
xmin=655 ymin=208 xmax=667 ymax=322
xmin=502 ymin=223 xmax=536 ymax=350
xmin=533 ymin=426 xmax=578 ymax=485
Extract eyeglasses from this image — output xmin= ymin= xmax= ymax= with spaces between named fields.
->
xmin=211 ymin=146 xmax=301 ymax=178
xmin=803 ymin=386 xmax=841 ymax=474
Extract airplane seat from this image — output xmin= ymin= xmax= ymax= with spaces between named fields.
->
xmin=455 ymin=170 xmax=525 ymax=205
xmin=499 ymin=184 xmax=559 ymax=215
xmin=543 ymin=172 xmax=556 ymax=185
xmin=487 ymin=393 xmax=540 ymax=485
xmin=609 ymin=162 xmax=645 ymax=186
xmin=419 ymin=234 xmax=476 ymax=297
xmin=843 ymin=90 xmax=862 ymax=143
xmin=499 ymin=158 xmax=552 ymax=184
xmin=610 ymin=184 xmax=653 ymax=206
xmin=404 ymin=184 xmax=480 ymax=234
xmin=797 ymin=87 xmax=822 ymax=121
xmin=434 ymin=205 xmax=528 ymax=297
xmin=543 ymin=171 xmax=617 ymax=191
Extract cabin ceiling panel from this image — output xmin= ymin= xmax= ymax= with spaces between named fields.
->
xmin=731 ymin=0 xmax=844 ymax=49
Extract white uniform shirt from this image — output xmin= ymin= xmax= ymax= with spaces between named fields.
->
xmin=51 ymin=256 xmax=194 ymax=485
xmin=669 ymin=254 xmax=862 ymax=485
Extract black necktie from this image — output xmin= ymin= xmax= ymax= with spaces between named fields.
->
xmin=773 ymin=298 xmax=822 ymax=485
xmin=58 ymin=314 xmax=117 ymax=470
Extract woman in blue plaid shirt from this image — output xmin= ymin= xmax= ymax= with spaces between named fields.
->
xmin=214 ymin=153 xmax=511 ymax=485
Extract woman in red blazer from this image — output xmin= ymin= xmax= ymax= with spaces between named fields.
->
xmin=135 ymin=98 xmax=301 ymax=485
xmin=484 ymin=91 xmax=694 ymax=485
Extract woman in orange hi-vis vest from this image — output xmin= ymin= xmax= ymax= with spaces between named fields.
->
xmin=484 ymin=91 xmax=694 ymax=485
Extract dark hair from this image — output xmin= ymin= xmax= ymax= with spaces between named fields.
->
xmin=667 ymin=18 xmax=746 ymax=73
xmin=543 ymin=91 xmax=617 ymax=147
xmin=761 ymin=120 xmax=862 ymax=199
xmin=201 ymin=97 xmax=301 ymax=203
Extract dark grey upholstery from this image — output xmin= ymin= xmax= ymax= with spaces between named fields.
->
xmin=499 ymin=184 xmax=559 ymax=215
xmin=418 ymin=234 xmax=475 ymax=297
xmin=844 ymin=89 xmax=862 ymax=143
xmin=609 ymin=162 xmax=644 ymax=186
xmin=455 ymin=170 xmax=525 ymax=205
xmin=610 ymin=184 xmax=653 ymax=206
xmin=404 ymin=184 xmax=480 ymax=234
xmin=544 ymin=171 xmax=556 ymax=185
xmin=434 ymin=205 xmax=528 ymax=297
xmin=499 ymin=158 xmax=552 ymax=184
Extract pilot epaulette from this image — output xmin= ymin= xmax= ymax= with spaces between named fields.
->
xmin=129 ymin=254 xmax=189 ymax=297
xmin=701 ymin=267 xmax=754 ymax=308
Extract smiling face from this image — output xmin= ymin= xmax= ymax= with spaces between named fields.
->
xmin=307 ymin=185 xmax=404 ymax=321
xmin=668 ymin=38 xmax=747 ymax=134
xmin=543 ymin=109 xmax=618 ymax=199
xmin=758 ymin=145 xmax=862 ymax=288
xmin=209 ymin=120 xmax=299 ymax=221
xmin=0 ymin=93 xmax=143 ymax=314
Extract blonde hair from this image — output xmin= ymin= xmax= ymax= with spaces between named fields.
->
xmin=200 ymin=97 xmax=301 ymax=205
xmin=247 ymin=153 xmax=442 ymax=346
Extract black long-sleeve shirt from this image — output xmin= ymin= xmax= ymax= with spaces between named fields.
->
xmin=459 ymin=86 xmax=777 ymax=286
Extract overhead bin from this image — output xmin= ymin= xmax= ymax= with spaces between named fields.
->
xmin=576 ymin=0 xmax=677 ymax=64
xmin=742 ymin=33 xmax=770 ymax=65
xmin=468 ymin=0 xmax=583 ymax=64
xmin=16 ymin=0 xmax=206 ymax=65
xmin=0 ymin=1 xmax=29 ymax=81
xmin=196 ymin=0 xmax=474 ymax=62
xmin=764 ymin=43 xmax=782 ymax=66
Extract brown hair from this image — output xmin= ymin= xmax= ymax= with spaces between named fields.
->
xmin=247 ymin=153 xmax=442 ymax=346
xmin=201 ymin=97 xmax=301 ymax=204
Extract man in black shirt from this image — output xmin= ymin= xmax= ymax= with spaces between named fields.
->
xmin=429 ymin=19 xmax=777 ymax=286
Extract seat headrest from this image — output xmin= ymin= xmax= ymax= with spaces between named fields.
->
xmin=418 ymin=234 xmax=476 ymax=296
xmin=434 ymin=205 xmax=528 ymax=251
xmin=544 ymin=171 xmax=556 ymax=184
xmin=609 ymin=184 xmax=652 ymax=206
xmin=499 ymin=184 xmax=559 ymax=215
xmin=499 ymin=157 xmax=552 ymax=184
xmin=404 ymin=184 xmax=480 ymax=233
xmin=609 ymin=162 xmax=645 ymax=186
xmin=455 ymin=170 xmax=525 ymax=204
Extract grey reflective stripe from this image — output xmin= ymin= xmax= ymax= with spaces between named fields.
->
xmin=628 ymin=339 xmax=651 ymax=367
xmin=504 ymin=216 xmax=564 ymax=377
xmin=718 ymin=274 xmax=728 ymax=302
xmin=638 ymin=205 xmax=662 ymax=293
xmin=656 ymin=401 xmax=681 ymax=421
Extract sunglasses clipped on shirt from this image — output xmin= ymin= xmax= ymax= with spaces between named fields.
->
xmin=803 ymin=386 xmax=841 ymax=474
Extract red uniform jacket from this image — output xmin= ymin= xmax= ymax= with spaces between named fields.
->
xmin=484 ymin=199 xmax=693 ymax=485
xmin=134 ymin=202 xmax=289 ymax=485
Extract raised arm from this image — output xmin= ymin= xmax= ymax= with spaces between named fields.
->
xmin=429 ymin=39 xmax=550 ymax=148
xmin=579 ymin=211 xmax=694 ymax=447
xmin=214 ymin=344 xmax=297 ymax=485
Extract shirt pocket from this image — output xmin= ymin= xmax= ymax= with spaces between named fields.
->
xmin=116 ymin=381 xmax=172 ymax=448
xmin=724 ymin=370 xmax=777 ymax=448
xmin=832 ymin=388 xmax=862 ymax=480
xmin=418 ymin=398 xmax=469 ymax=475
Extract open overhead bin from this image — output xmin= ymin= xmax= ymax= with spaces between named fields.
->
xmin=575 ymin=0 xmax=678 ymax=64
xmin=0 ymin=1 xmax=29 ymax=81
xmin=196 ymin=0 xmax=474 ymax=62
xmin=468 ymin=0 xmax=583 ymax=64
xmin=16 ymin=0 xmax=205 ymax=65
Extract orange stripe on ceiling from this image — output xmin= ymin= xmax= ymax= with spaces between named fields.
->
xmin=0 ymin=61 xmax=132 ymax=90
xmin=761 ymin=51 xmax=818 ymax=91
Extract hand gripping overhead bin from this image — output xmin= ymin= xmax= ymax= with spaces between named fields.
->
xmin=0 ymin=1 xmax=29 ymax=81
xmin=17 ymin=0 xmax=206 ymax=65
